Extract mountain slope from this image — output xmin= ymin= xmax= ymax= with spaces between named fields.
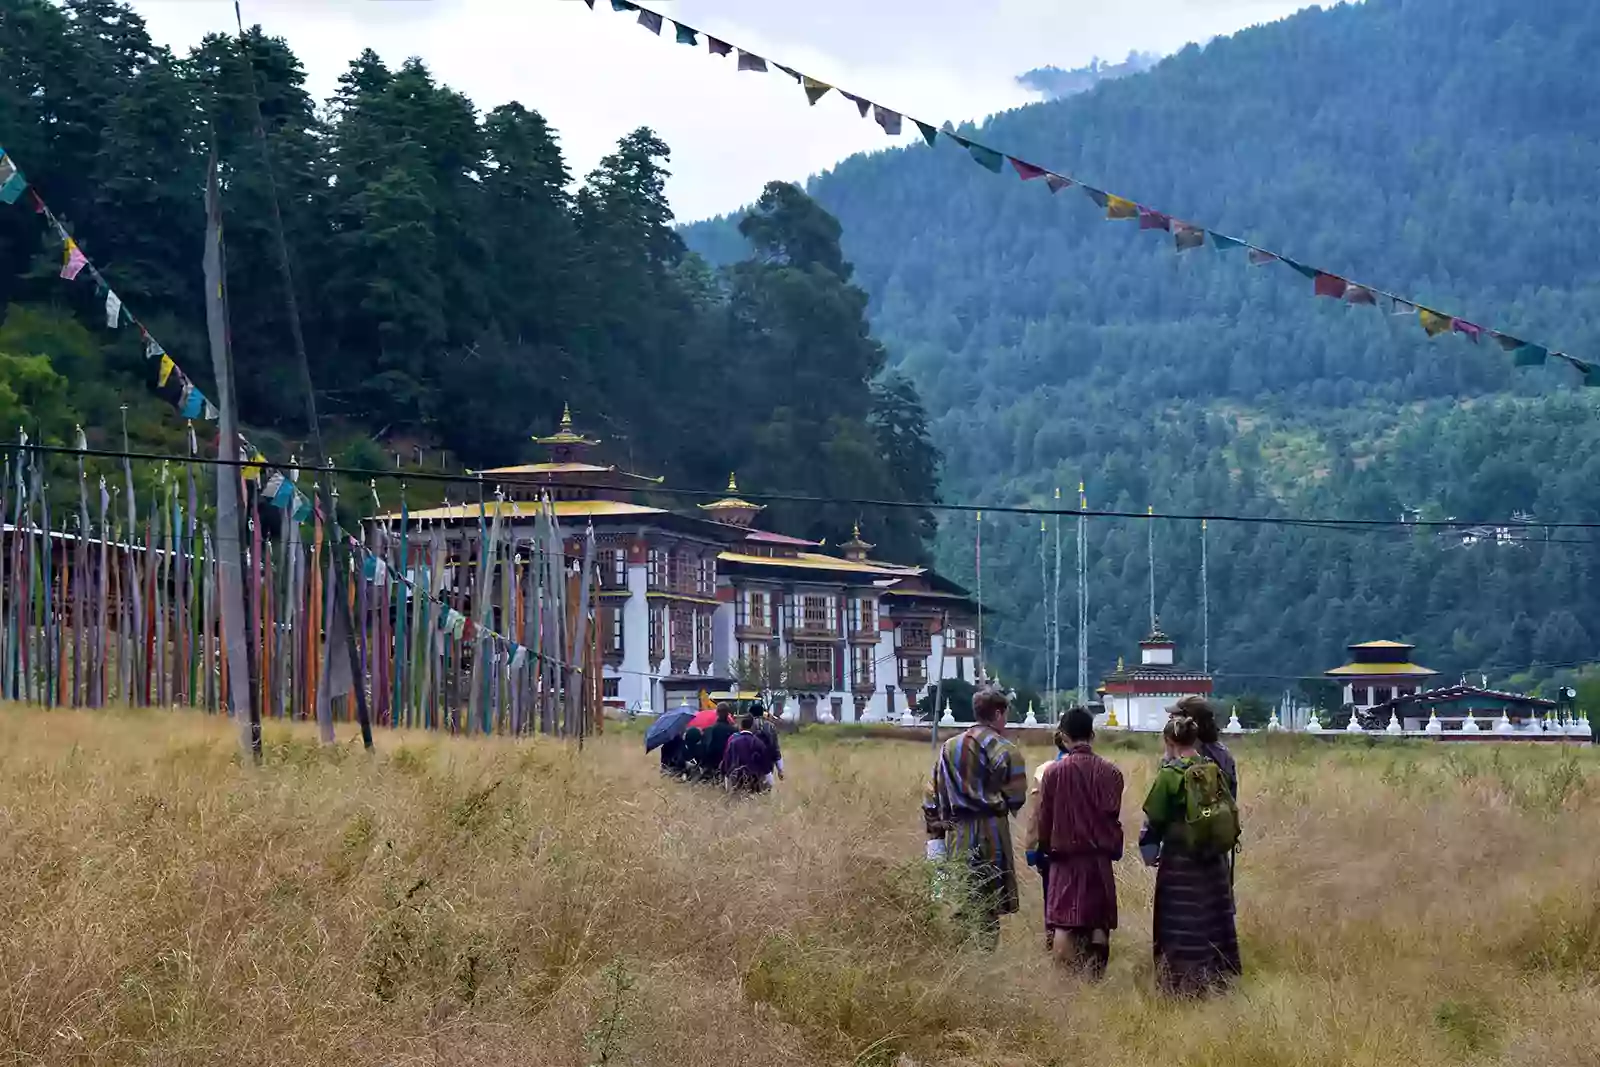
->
xmin=686 ymin=0 xmax=1600 ymax=697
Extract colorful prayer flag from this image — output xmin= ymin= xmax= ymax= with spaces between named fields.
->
xmin=1389 ymin=297 xmax=1416 ymax=316
xmin=1282 ymin=258 xmax=1318 ymax=280
xmin=60 ymin=237 xmax=87 ymax=281
xmin=1138 ymin=207 xmax=1171 ymax=230
xmin=674 ymin=22 xmax=697 ymax=45
xmin=1247 ymin=246 xmax=1279 ymax=266
xmin=1493 ymin=332 xmax=1547 ymax=365
xmin=1453 ymin=319 xmax=1482 ymax=343
xmin=178 ymin=385 xmax=204 ymax=419
xmin=951 ymin=136 xmax=1003 ymax=173
xmin=708 ymin=36 xmax=732 ymax=55
xmin=105 ymin=289 xmax=122 ymax=328
xmin=202 ymin=399 xmax=218 ymax=421
xmin=293 ymin=494 xmax=313 ymax=523
xmin=636 ymin=8 xmax=662 ymax=34
xmin=1174 ymin=224 xmax=1206 ymax=251
xmin=1010 ymin=158 xmax=1048 ymax=181
xmin=243 ymin=450 xmax=265 ymax=481
xmin=610 ymin=0 xmax=635 ymax=10
xmin=873 ymin=105 xmax=902 ymax=136
xmin=1081 ymin=186 xmax=1109 ymax=209
xmin=1313 ymin=272 xmax=1348 ymax=299
xmin=1210 ymin=232 xmax=1244 ymax=253
xmin=273 ymin=474 xmax=297 ymax=508
xmin=802 ymin=76 xmax=831 ymax=105
xmin=263 ymin=472 xmax=285 ymax=501
xmin=914 ymin=120 xmax=938 ymax=146
xmin=1044 ymin=173 xmax=1073 ymax=193
xmin=1419 ymin=308 xmax=1453 ymax=337
xmin=157 ymin=353 xmax=176 ymax=387
xmin=775 ymin=64 xmax=803 ymax=83
xmin=0 ymin=151 xmax=26 ymax=205
xmin=1345 ymin=285 xmax=1377 ymax=305
xmin=1105 ymin=194 xmax=1139 ymax=220
xmin=841 ymin=91 xmax=871 ymax=118
xmin=737 ymin=51 xmax=767 ymax=72
xmin=144 ymin=332 xmax=164 ymax=359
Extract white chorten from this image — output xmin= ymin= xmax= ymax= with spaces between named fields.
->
xmin=1493 ymin=711 xmax=1514 ymax=734
xmin=1345 ymin=708 xmax=1365 ymax=734
xmin=1385 ymin=711 xmax=1403 ymax=735
xmin=1024 ymin=702 xmax=1039 ymax=727
xmin=1305 ymin=710 xmax=1324 ymax=734
xmin=1266 ymin=710 xmax=1283 ymax=732
xmin=1424 ymin=710 xmax=1443 ymax=735
xmin=1460 ymin=710 xmax=1480 ymax=734
xmin=940 ymin=700 xmax=957 ymax=726
xmin=1225 ymin=707 xmax=1244 ymax=734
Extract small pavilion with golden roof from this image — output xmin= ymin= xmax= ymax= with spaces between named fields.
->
xmin=1324 ymin=640 xmax=1438 ymax=714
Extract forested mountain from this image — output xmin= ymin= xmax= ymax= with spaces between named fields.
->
xmin=685 ymin=0 xmax=1600 ymax=699
xmin=0 ymin=0 xmax=939 ymax=560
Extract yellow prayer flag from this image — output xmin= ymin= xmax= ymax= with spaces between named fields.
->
xmin=244 ymin=449 xmax=265 ymax=481
xmin=1105 ymin=195 xmax=1139 ymax=220
xmin=1418 ymin=308 xmax=1453 ymax=337
xmin=157 ymin=353 xmax=175 ymax=387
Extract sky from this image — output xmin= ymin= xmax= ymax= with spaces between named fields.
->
xmin=128 ymin=0 xmax=1314 ymax=222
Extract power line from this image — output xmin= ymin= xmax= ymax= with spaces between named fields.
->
xmin=11 ymin=442 xmax=1600 ymax=533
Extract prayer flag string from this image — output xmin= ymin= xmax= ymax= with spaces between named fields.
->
xmin=585 ymin=2 xmax=1592 ymax=384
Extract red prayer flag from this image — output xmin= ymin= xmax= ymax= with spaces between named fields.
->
xmin=1138 ymin=208 xmax=1171 ymax=231
xmin=1009 ymin=158 xmax=1048 ymax=181
xmin=1313 ymin=272 xmax=1348 ymax=299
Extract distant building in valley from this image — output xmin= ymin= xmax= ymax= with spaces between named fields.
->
xmin=1324 ymin=640 xmax=1438 ymax=715
xmin=1097 ymin=621 xmax=1213 ymax=731
xmin=369 ymin=407 xmax=979 ymax=722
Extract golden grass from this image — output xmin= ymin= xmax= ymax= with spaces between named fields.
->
xmin=2 ymin=706 xmax=1599 ymax=1066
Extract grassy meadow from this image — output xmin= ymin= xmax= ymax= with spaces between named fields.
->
xmin=2 ymin=705 xmax=1599 ymax=1066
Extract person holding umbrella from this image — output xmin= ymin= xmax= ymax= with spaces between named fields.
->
xmin=645 ymin=700 xmax=696 ymax=777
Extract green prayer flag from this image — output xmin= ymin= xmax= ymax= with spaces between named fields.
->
xmin=674 ymin=21 xmax=697 ymax=45
xmin=1210 ymin=233 xmax=1245 ymax=253
xmin=960 ymin=139 xmax=1003 ymax=173
xmin=1514 ymin=344 xmax=1548 ymax=367
xmin=914 ymin=120 xmax=938 ymax=147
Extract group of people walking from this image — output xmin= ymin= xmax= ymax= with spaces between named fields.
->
xmin=659 ymin=703 xmax=785 ymax=793
xmin=922 ymin=690 xmax=1241 ymax=995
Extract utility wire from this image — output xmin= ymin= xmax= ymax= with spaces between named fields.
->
xmin=11 ymin=442 xmax=1600 ymax=533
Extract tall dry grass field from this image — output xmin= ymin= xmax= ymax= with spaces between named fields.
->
xmin=2 ymin=706 xmax=1599 ymax=1066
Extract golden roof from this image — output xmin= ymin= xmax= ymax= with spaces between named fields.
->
xmin=371 ymin=499 xmax=665 ymax=522
xmin=699 ymin=472 xmax=765 ymax=513
xmin=533 ymin=403 xmax=601 ymax=447
xmin=1350 ymin=640 xmax=1414 ymax=649
xmin=718 ymin=550 xmax=915 ymax=576
xmin=478 ymin=461 xmax=614 ymax=476
xmin=1325 ymin=662 xmax=1439 ymax=677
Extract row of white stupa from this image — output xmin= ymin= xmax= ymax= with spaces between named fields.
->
xmin=1247 ymin=705 xmax=1593 ymax=737
xmin=895 ymin=701 xmax=1594 ymax=737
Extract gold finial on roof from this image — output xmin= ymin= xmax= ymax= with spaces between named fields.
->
xmin=727 ymin=472 xmax=739 ymax=492
xmin=1117 ymin=656 xmax=1125 ymax=672
xmin=560 ymin=402 xmax=573 ymax=429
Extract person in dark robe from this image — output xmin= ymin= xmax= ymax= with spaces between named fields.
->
xmin=721 ymin=714 xmax=775 ymax=793
xmin=1141 ymin=715 xmax=1242 ymax=996
xmin=701 ymin=705 xmax=737 ymax=786
xmin=1030 ymin=707 xmax=1124 ymax=978
xmin=922 ymin=687 xmax=1028 ymax=949
xmin=659 ymin=735 xmax=687 ymax=778
xmin=680 ymin=726 xmax=706 ymax=782
xmin=750 ymin=703 xmax=784 ymax=787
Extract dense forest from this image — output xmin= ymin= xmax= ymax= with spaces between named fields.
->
xmin=0 ymin=0 xmax=939 ymax=560
xmin=686 ymin=0 xmax=1600 ymax=702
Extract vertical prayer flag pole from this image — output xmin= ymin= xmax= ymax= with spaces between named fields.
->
xmin=974 ymin=509 xmax=984 ymax=682
xmin=1201 ymin=519 xmax=1210 ymax=675
xmin=204 ymin=148 xmax=259 ymax=759
xmin=1146 ymin=505 xmax=1156 ymax=632
xmin=1052 ymin=487 xmax=1062 ymax=718
xmin=1077 ymin=483 xmax=1088 ymax=706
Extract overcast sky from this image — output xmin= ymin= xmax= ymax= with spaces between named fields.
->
xmin=129 ymin=0 xmax=1314 ymax=222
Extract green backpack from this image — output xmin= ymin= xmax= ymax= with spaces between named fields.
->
xmin=1177 ymin=759 xmax=1240 ymax=858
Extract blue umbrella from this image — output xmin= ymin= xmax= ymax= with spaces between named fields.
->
xmin=645 ymin=707 xmax=694 ymax=753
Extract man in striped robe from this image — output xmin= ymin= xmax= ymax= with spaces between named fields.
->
xmin=922 ymin=687 xmax=1028 ymax=949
